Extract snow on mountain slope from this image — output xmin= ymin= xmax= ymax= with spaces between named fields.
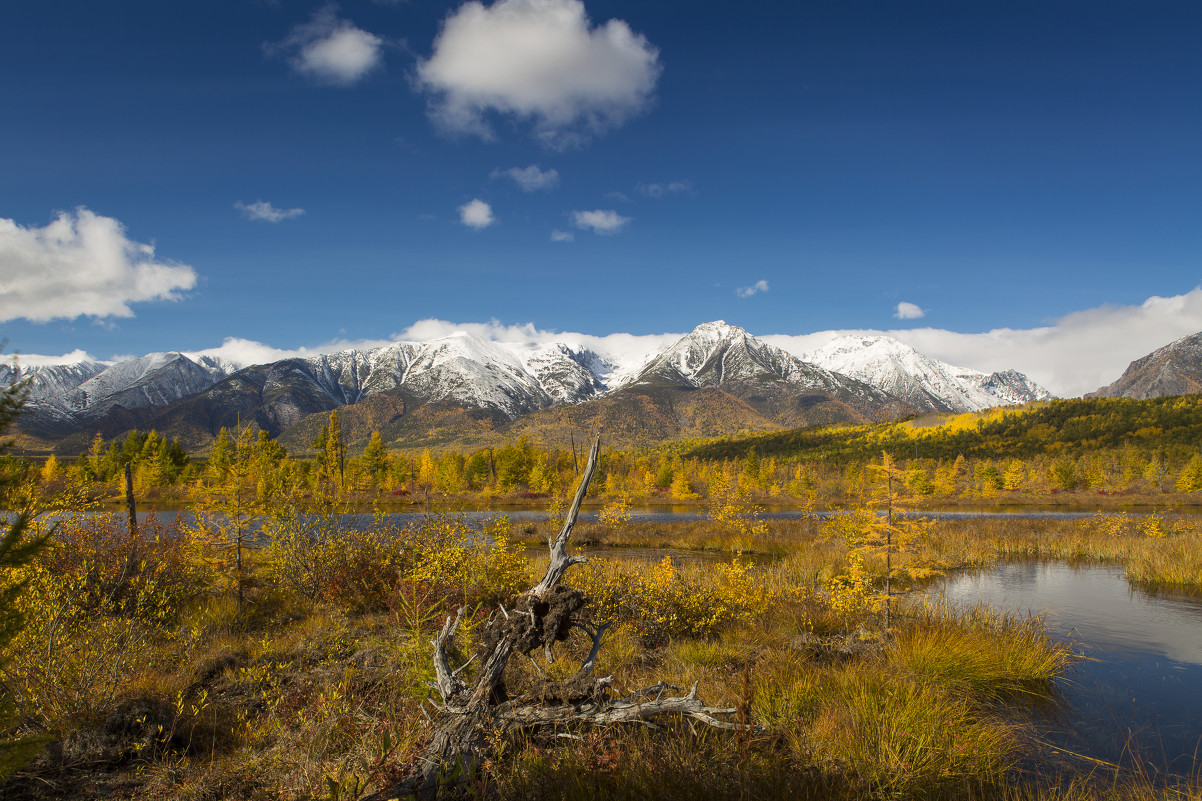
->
xmin=13 ymin=323 xmax=1054 ymax=437
xmin=804 ymin=335 xmax=1052 ymax=412
xmin=62 ymin=352 xmax=235 ymax=419
xmin=0 ymin=360 xmax=108 ymax=423
xmin=395 ymin=333 xmax=554 ymax=416
xmin=516 ymin=342 xmax=608 ymax=404
xmin=632 ymin=321 xmax=893 ymax=401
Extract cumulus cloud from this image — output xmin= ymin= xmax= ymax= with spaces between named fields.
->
xmin=0 ymin=208 xmax=197 ymax=323
xmin=736 ymin=280 xmax=769 ymax=299
xmin=550 ymin=229 xmax=574 ymax=242
xmin=894 ymin=301 xmax=925 ymax=320
xmin=416 ymin=0 xmax=661 ymax=147
xmin=572 ymin=209 xmax=629 ymax=233
xmin=235 ymin=200 xmax=305 ymax=223
xmin=459 ymin=198 xmax=496 ymax=228
xmin=273 ymin=6 xmax=383 ymax=86
xmin=492 ymin=164 xmax=560 ymax=191
xmin=637 ymin=180 xmax=691 ymax=198
xmin=762 ymin=288 xmax=1202 ymax=398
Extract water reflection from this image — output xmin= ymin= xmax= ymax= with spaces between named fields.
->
xmin=935 ymin=563 xmax=1202 ymax=775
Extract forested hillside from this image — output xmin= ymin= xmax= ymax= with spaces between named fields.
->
xmin=686 ymin=396 xmax=1202 ymax=465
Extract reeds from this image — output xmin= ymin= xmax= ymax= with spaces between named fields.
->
xmin=2 ymin=509 xmax=1198 ymax=800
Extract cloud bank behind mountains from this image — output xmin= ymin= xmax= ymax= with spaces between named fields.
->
xmin=16 ymin=290 xmax=1202 ymax=401
xmin=763 ymin=289 xmax=1202 ymax=397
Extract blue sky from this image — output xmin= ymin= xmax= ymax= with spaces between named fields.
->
xmin=2 ymin=0 xmax=1202 ymax=395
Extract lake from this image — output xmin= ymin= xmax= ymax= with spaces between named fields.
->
xmin=933 ymin=562 xmax=1202 ymax=777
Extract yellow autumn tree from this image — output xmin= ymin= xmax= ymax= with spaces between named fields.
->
xmin=828 ymin=453 xmax=939 ymax=631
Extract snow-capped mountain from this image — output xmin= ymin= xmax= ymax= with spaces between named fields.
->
xmin=632 ymin=321 xmax=894 ymax=404
xmin=803 ymin=335 xmax=1052 ymax=413
xmin=216 ymin=334 xmax=600 ymax=423
xmin=516 ymin=342 xmax=609 ymax=405
xmin=0 ymin=359 xmax=108 ymax=425
xmin=4 ymin=352 xmax=235 ymax=434
xmin=9 ymin=323 xmax=1053 ymax=447
xmin=66 ymin=352 xmax=235 ymax=416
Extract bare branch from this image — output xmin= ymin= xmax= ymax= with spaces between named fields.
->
xmin=576 ymin=622 xmax=610 ymax=676
xmin=525 ymin=653 xmax=548 ymax=678
xmin=451 ymin=653 xmax=477 ymax=677
xmin=530 ymin=436 xmax=600 ymax=598
xmin=431 ymin=607 xmax=467 ymax=703
xmin=497 ymin=683 xmax=757 ymax=732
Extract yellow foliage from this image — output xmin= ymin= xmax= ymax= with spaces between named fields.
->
xmin=706 ymin=472 xmax=768 ymax=542
xmin=598 ymin=494 xmax=633 ymax=527
xmin=1140 ymin=515 xmax=1167 ymax=538
xmin=570 ymin=555 xmax=787 ymax=642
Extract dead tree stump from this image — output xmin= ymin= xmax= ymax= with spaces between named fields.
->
xmin=373 ymin=437 xmax=750 ymax=800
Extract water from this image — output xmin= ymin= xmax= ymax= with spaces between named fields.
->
xmin=53 ymin=505 xmax=1199 ymax=530
xmin=934 ymin=562 xmax=1202 ymax=776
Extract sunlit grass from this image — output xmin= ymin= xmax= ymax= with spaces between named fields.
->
xmin=890 ymin=602 xmax=1073 ymax=702
xmin=1 ymin=506 xmax=1198 ymax=799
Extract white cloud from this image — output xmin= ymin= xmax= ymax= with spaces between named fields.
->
xmin=186 ymin=338 xmax=307 ymax=368
xmin=550 ymin=229 xmax=574 ymax=242
xmin=186 ymin=334 xmax=396 ymax=370
xmin=235 ymin=200 xmax=305 ymax=223
xmin=394 ymin=317 xmax=681 ymax=378
xmin=274 ymin=7 xmax=383 ymax=86
xmin=417 ymin=0 xmax=661 ymax=147
xmin=894 ymin=301 xmax=925 ymax=320
xmin=763 ymin=288 xmax=1202 ymax=398
xmin=492 ymin=164 xmax=560 ymax=191
xmin=736 ymin=280 xmax=769 ymax=299
xmin=637 ymin=180 xmax=690 ymax=198
xmin=459 ymin=198 xmax=496 ymax=228
xmin=572 ymin=209 xmax=629 ymax=233
xmin=0 ymin=208 xmax=197 ymax=323
xmin=4 ymin=349 xmax=101 ymax=368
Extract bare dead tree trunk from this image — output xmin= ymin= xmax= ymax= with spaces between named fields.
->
xmin=373 ymin=436 xmax=751 ymax=800
xmin=124 ymin=461 xmax=137 ymax=537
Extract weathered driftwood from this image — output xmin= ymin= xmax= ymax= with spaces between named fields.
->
xmin=373 ymin=436 xmax=749 ymax=800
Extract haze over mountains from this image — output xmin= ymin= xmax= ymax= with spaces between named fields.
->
xmin=4 ymin=321 xmax=1057 ymax=452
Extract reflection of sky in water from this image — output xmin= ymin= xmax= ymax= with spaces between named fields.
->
xmin=940 ymin=563 xmax=1202 ymax=665
xmin=936 ymin=563 xmax=1202 ymax=774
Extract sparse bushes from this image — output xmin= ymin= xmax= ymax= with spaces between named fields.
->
xmin=570 ymin=554 xmax=787 ymax=643
xmin=1 ymin=483 xmax=1198 ymax=799
xmin=2 ymin=515 xmax=195 ymax=734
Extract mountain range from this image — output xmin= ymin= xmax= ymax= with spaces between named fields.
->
xmin=5 ymin=322 xmax=1054 ymax=453
xmin=803 ymin=335 xmax=1052 ymax=413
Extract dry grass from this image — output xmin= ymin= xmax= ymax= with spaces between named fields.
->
xmin=2 ymin=511 xmax=1199 ymax=800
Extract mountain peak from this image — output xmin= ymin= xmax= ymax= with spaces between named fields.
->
xmin=688 ymin=320 xmax=746 ymax=340
xmin=806 ymin=335 xmax=1051 ymax=412
xmin=1089 ymin=330 xmax=1202 ymax=399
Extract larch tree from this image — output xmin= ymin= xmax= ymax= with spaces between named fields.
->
xmin=361 ymin=431 xmax=389 ymax=489
xmin=0 ymin=364 xmax=51 ymax=776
